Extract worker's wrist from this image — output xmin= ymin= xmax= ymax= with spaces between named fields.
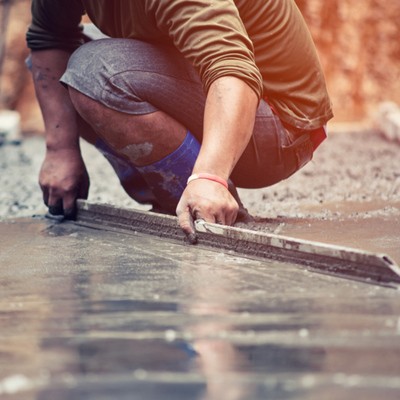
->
xmin=192 ymin=156 xmax=232 ymax=183
xmin=187 ymin=173 xmax=229 ymax=189
xmin=45 ymin=135 xmax=80 ymax=152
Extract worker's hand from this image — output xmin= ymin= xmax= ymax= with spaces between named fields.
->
xmin=176 ymin=179 xmax=239 ymax=244
xmin=39 ymin=148 xmax=90 ymax=219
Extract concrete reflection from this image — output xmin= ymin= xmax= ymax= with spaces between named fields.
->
xmin=181 ymin=260 xmax=258 ymax=400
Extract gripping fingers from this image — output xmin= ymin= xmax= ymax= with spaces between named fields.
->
xmin=177 ymin=205 xmax=198 ymax=244
xmin=62 ymin=189 xmax=79 ymax=220
xmin=47 ymin=188 xmax=78 ymax=220
xmin=47 ymin=188 xmax=64 ymax=216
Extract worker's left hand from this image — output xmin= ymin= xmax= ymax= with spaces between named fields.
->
xmin=176 ymin=179 xmax=239 ymax=243
xmin=39 ymin=148 xmax=90 ymax=220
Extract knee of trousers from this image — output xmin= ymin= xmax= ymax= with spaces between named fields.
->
xmin=62 ymin=38 xmax=205 ymax=134
xmin=65 ymin=39 xmax=111 ymax=78
xmin=61 ymin=39 xmax=159 ymax=115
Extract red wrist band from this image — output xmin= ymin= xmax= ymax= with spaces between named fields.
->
xmin=187 ymin=173 xmax=229 ymax=189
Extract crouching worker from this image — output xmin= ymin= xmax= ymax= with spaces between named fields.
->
xmin=26 ymin=0 xmax=333 ymax=241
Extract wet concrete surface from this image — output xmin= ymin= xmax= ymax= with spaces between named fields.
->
xmin=75 ymin=201 xmax=400 ymax=287
xmin=1 ymin=217 xmax=400 ymax=399
xmin=276 ymin=200 xmax=400 ymax=264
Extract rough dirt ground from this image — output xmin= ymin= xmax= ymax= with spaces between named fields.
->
xmin=1 ymin=127 xmax=399 ymax=261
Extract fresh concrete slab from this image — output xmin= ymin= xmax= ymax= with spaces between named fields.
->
xmin=1 ymin=216 xmax=400 ymax=399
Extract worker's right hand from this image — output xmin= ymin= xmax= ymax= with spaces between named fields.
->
xmin=39 ymin=148 xmax=90 ymax=219
xmin=176 ymin=178 xmax=239 ymax=244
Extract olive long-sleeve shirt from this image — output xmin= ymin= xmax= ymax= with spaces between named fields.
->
xmin=26 ymin=0 xmax=333 ymax=130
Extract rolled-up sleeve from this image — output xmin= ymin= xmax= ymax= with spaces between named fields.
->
xmin=26 ymin=0 xmax=85 ymax=51
xmin=145 ymin=0 xmax=263 ymax=99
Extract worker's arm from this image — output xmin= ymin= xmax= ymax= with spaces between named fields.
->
xmin=31 ymin=49 xmax=89 ymax=218
xmin=147 ymin=0 xmax=262 ymax=236
xmin=176 ymin=76 xmax=258 ymax=237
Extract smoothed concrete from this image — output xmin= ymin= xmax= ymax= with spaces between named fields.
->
xmin=75 ymin=201 xmax=400 ymax=288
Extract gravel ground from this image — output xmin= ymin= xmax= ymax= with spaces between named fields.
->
xmin=1 ymin=128 xmax=399 ymax=223
xmin=242 ymin=127 xmax=400 ymax=220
